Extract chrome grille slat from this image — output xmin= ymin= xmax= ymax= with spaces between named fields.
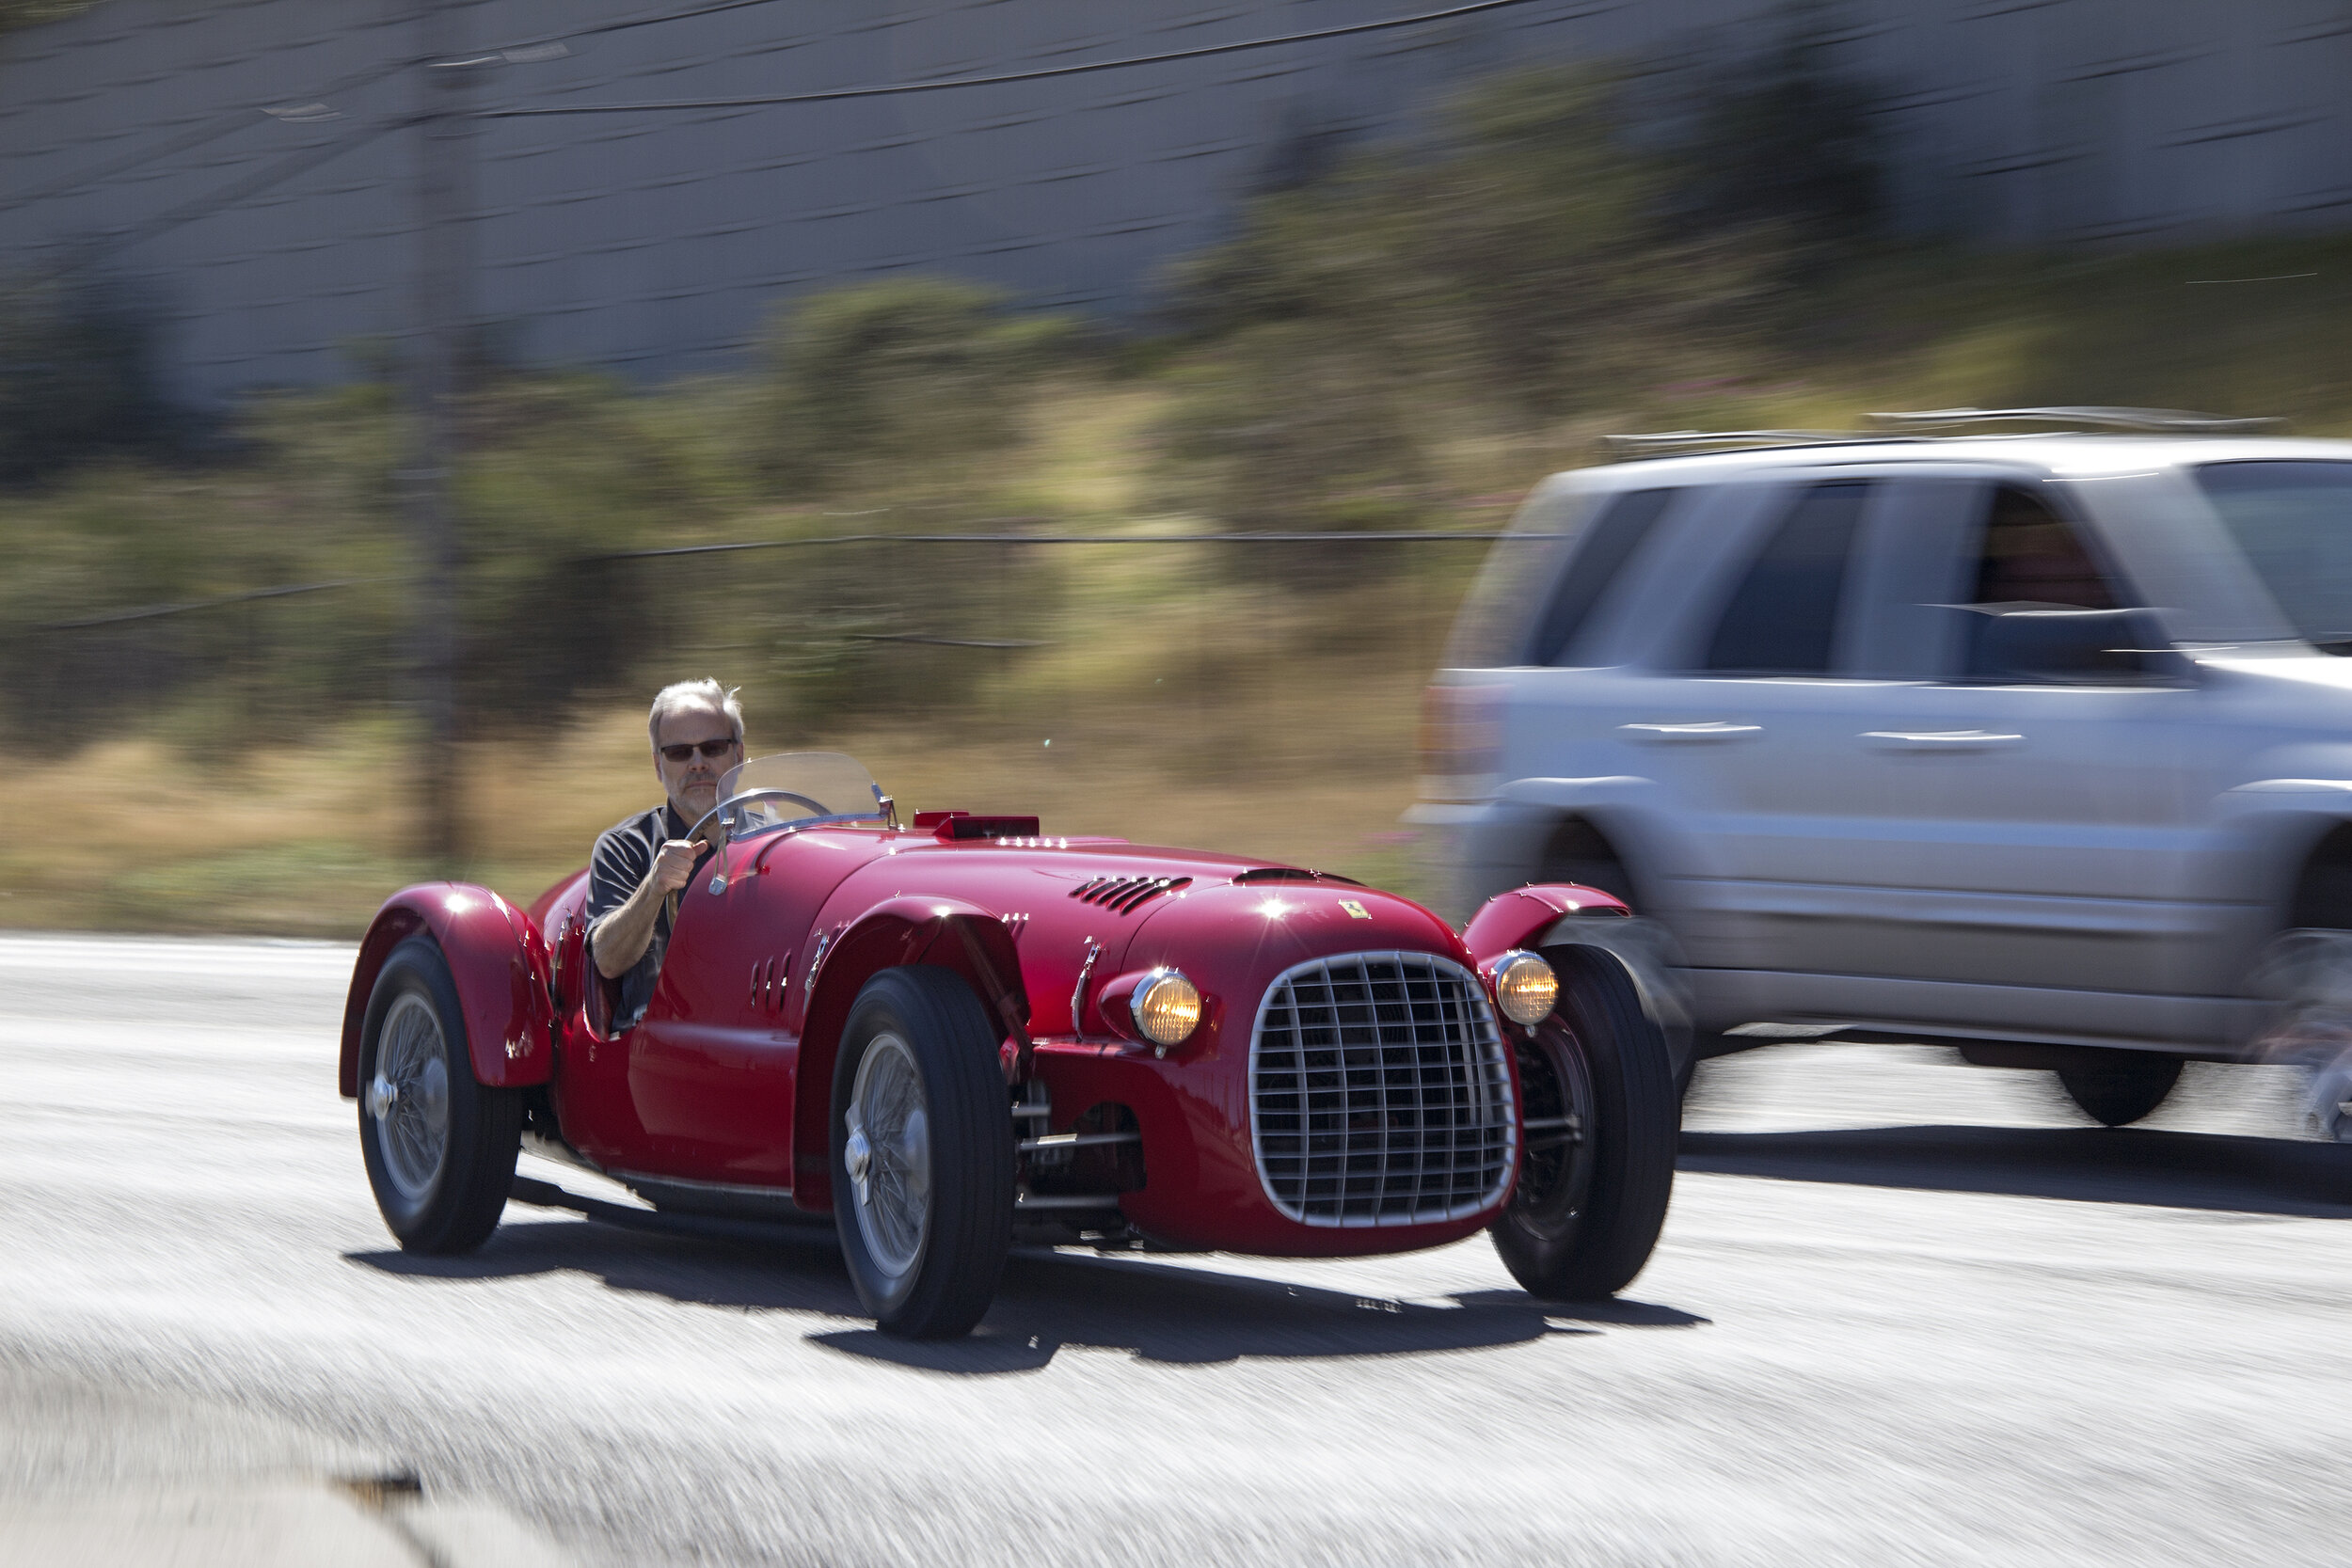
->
xmin=1249 ymin=951 xmax=1516 ymax=1227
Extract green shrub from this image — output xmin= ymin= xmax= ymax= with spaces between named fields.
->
xmin=1157 ymin=325 xmax=1431 ymax=587
xmin=757 ymin=277 xmax=1081 ymax=492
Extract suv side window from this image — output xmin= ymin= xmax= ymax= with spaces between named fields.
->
xmin=1703 ymin=481 xmax=1871 ymax=674
xmin=1951 ymin=483 xmax=2166 ymax=685
xmin=1970 ymin=485 xmax=2119 ymax=610
xmin=1528 ymin=487 xmax=1678 ymax=665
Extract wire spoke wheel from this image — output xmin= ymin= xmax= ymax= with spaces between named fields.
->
xmin=357 ymin=935 xmax=523 ymax=1256
xmin=831 ymin=967 xmax=1014 ymax=1338
xmin=847 ymin=1030 xmax=931 ymax=1281
xmin=1511 ymin=1023 xmax=1598 ymax=1231
xmin=371 ymin=991 xmax=451 ymax=1201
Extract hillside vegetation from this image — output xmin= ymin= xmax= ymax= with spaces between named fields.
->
xmin=6 ymin=64 xmax=2352 ymax=935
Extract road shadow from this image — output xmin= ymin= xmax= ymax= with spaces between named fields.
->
xmin=1680 ymin=1124 xmax=2352 ymax=1217
xmin=350 ymin=1217 xmax=866 ymax=1317
xmin=1445 ymin=1291 xmax=1708 ymax=1326
xmin=351 ymin=1217 xmax=1696 ymax=1373
xmin=812 ymin=1248 xmax=1637 ymax=1372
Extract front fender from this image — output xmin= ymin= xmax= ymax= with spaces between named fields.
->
xmin=2216 ymin=778 xmax=2352 ymax=816
xmin=1466 ymin=882 xmax=1693 ymax=1084
xmin=2208 ymin=782 xmax=2352 ymax=912
xmin=790 ymin=895 xmax=1028 ymax=1212
xmin=2216 ymin=781 xmax=2352 ymax=843
xmin=1462 ymin=882 xmax=1630 ymax=960
xmin=338 ymin=883 xmax=553 ymax=1098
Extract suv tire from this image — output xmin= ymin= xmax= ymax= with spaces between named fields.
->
xmin=2056 ymin=1051 xmax=2183 ymax=1128
xmin=1488 ymin=946 xmax=1677 ymax=1300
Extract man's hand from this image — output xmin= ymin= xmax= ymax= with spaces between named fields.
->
xmin=592 ymin=840 xmax=704 ymax=980
xmin=647 ymin=839 xmax=700 ymax=895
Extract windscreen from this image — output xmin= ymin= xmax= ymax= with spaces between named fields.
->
xmin=713 ymin=752 xmax=886 ymax=835
xmin=2196 ymin=461 xmax=2352 ymax=653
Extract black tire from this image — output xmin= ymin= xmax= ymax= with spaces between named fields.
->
xmin=1489 ymin=946 xmax=1678 ymax=1300
xmin=358 ymin=935 xmax=523 ymax=1254
xmin=831 ymin=966 xmax=1014 ymax=1338
xmin=2056 ymin=1051 xmax=2183 ymax=1128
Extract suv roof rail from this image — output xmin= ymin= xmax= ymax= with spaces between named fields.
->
xmin=1599 ymin=429 xmax=1885 ymax=459
xmin=1600 ymin=407 xmax=2290 ymax=461
xmin=1866 ymin=405 xmax=2283 ymax=434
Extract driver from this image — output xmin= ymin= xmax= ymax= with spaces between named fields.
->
xmin=587 ymin=679 xmax=746 ymax=1028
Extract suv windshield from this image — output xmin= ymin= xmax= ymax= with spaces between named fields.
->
xmin=713 ymin=752 xmax=888 ymax=837
xmin=2196 ymin=461 xmax=2352 ymax=653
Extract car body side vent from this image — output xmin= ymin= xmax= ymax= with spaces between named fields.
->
xmin=1070 ymin=875 xmax=1192 ymax=914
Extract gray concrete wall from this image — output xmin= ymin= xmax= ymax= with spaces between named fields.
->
xmin=5 ymin=1 xmax=2350 ymax=405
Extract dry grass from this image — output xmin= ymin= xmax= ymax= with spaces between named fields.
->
xmin=0 ymin=684 xmax=1434 ymax=940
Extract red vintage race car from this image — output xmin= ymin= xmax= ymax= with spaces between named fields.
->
xmin=339 ymin=753 xmax=1677 ymax=1338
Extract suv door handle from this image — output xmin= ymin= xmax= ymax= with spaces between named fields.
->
xmin=1619 ymin=721 xmax=1763 ymax=742
xmin=1861 ymin=729 xmax=2025 ymax=752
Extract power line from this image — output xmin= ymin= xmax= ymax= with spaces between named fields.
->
xmin=592 ymin=530 xmax=1559 ymax=561
xmin=73 ymin=114 xmax=413 ymax=260
xmin=29 ymin=533 xmax=1549 ymax=631
xmin=24 ymin=531 xmax=1542 ymax=633
xmin=8 ymin=2 xmax=803 ymax=213
xmin=472 ymin=0 xmax=1543 ymax=119
xmin=3 ymin=47 xmax=419 ymax=214
xmin=846 ymin=632 xmax=1050 ymax=649
xmin=17 ymin=1 xmax=1547 ymax=248
xmin=34 ymin=578 xmax=382 ymax=632
xmin=463 ymin=0 xmax=803 ymax=64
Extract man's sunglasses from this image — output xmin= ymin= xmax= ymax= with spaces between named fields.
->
xmin=660 ymin=738 xmax=740 ymax=762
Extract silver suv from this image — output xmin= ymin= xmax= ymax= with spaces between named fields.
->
xmin=1418 ymin=409 xmax=2352 ymax=1132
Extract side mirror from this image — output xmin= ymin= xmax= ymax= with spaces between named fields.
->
xmin=1962 ymin=606 xmax=2190 ymax=685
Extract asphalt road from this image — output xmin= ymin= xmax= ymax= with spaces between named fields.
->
xmin=5 ymin=931 xmax=2351 ymax=1567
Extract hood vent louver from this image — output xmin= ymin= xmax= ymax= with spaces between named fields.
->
xmin=1231 ymin=866 xmax=1363 ymax=886
xmin=1070 ymin=875 xmax=1192 ymax=914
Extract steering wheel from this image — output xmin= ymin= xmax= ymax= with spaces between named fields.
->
xmin=687 ymin=787 xmax=834 ymax=846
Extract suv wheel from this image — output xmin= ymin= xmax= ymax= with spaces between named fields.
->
xmin=2250 ymin=927 xmax=2352 ymax=1140
xmin=2054 ymin=1051 xmax=2183 ymax=1128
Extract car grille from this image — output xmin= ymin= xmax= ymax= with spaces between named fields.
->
xmin=1249 ymin=952 xmax=1517 ymax=1227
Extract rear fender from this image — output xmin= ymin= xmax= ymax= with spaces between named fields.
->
xmin=1462 ymin=883 xmax=1631 ymax=960
xmin=790 ymin=895 xmax=1029 ymax=1211
xmin=338 ymin=883 xmax=554 ymax=1097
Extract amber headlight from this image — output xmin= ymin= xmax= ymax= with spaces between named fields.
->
xmin=1132 ymin=970 xmax=1202 ymax=1048
xmin=1492 ymin=951 xmax=1559 ymax=1026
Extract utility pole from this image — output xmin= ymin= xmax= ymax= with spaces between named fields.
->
xmin=401 ymin=0 xmax=473 ymax=870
